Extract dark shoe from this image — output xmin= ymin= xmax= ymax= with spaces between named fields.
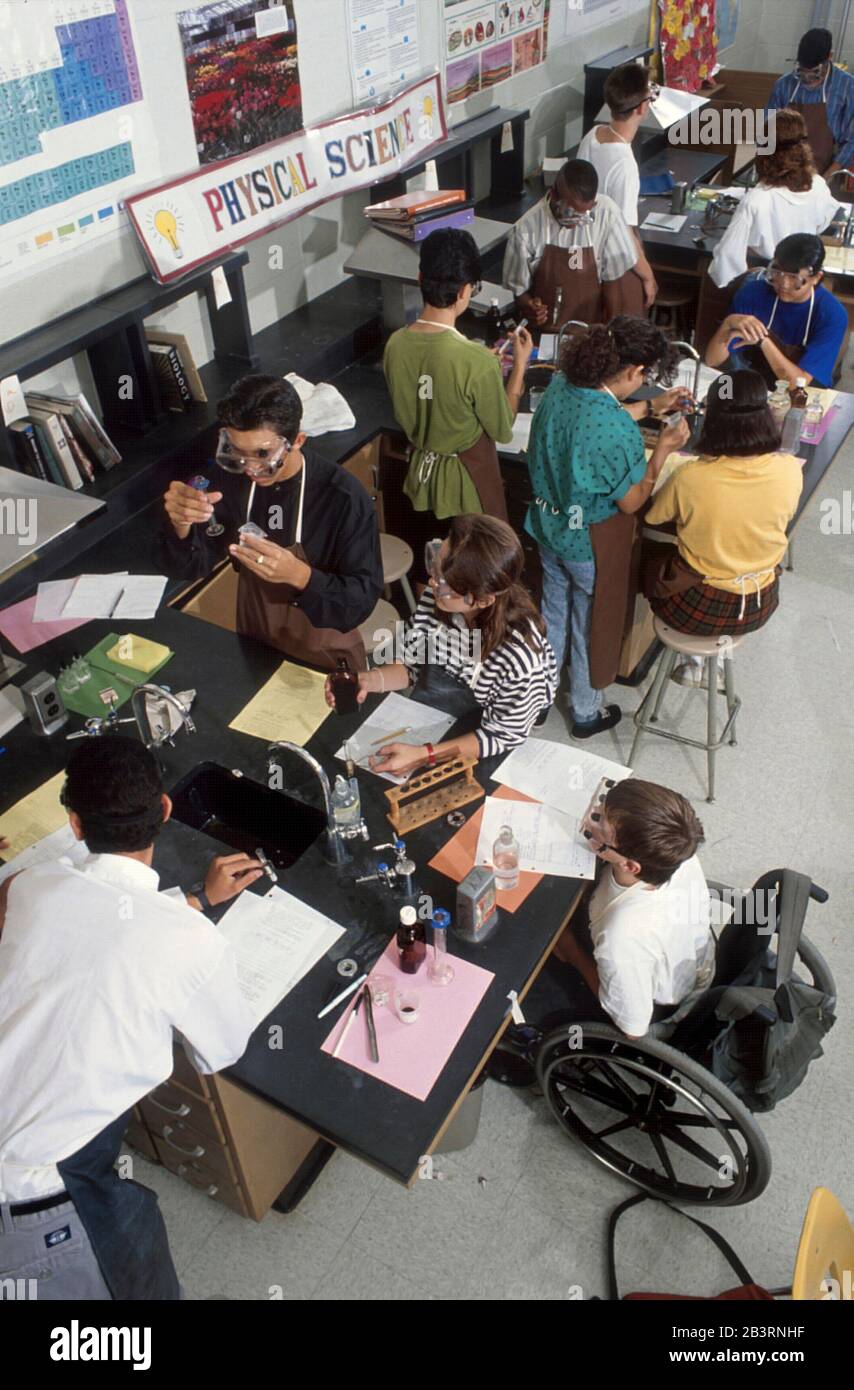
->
xmin=534 ymin=706 xmax=549 ymax=728
xmin=571 ymin=704 xmax=622 ymax=739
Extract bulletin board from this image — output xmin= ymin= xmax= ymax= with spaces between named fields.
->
xmin=441 ymin=0 xmax=550 ymax=105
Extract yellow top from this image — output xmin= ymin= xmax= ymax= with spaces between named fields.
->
xmin=646 ymin=451 xmax=803 ymax=594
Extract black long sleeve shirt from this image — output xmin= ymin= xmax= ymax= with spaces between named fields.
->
xmin=155 ymin=448 xmax=383 ymax=633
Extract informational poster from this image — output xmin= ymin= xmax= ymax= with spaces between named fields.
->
xmin=126 ymin=73 xmax=448 ymax=283
xmin=177 ymin=0 xmax=302 ymax=166
xmin=443 ymin=0 xmax=550 ymax=105
xmin=0 ymin=0 xmax=161 ymax=285
xmin=347 ymin=0 xmax=421 ymax=105
xmin=715 ymin=0 xmax=740 ymax=55
xmin=560 ymin=0 xmax=648 ymax=43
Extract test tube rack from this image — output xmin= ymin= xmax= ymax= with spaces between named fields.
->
xmin=384 ymin=756 xmax=484 ymax=835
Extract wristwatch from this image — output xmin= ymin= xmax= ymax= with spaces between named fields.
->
xmin=190 ymin=882 xmax=213 ymax=915
xmin=645 ymin=398 xmax=654 ymax=419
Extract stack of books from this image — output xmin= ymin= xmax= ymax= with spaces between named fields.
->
xmin=145 ymin=328 xmax=207 ymax=414
xmin=8 ymin=392 xmax=122 ymax=491
xmin=363 ymin=189 xmax=474 ymax=243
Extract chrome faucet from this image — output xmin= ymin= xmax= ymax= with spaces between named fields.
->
xmin=131 ymin=684 xmax=196 ymax=750
xmin=266 ymin=741 xmax=349 ymax=866
xmin=670 ymin=340 xmax=702 ymax=402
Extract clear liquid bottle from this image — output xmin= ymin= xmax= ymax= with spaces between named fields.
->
xmin=768 ymin=379 xmax=791 ymax=433
xmin=780 ymin=377 xmax=808 ymax=452
xmin=493 ymin=825 xmax=520 ymax=892
xmin=428 ymin=908 xmax=454 ymax=985
xmin=331 ymin=774 xmax=360 ymax=831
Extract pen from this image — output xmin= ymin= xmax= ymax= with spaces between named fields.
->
xmin=107 ymin=588 xmax=125 ymax=619
xmin=370 ymin=725 xmax=412 ymax=746
xmin=332 ymin=988 xmax=364 ymax=1059
xmin=317 ymin=972 xmax=367 ymax=1019
xmin=363 ymin=985 xmax=379 ymax=1064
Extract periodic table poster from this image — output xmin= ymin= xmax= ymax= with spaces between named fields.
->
xmin=443 ymin=0 xmax=550 ymax=105
xmin=0 ymin=0 xmax=162 ymax=286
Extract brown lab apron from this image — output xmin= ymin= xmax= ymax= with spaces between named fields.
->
xmin=236 ymin=460 xmax=367 ymax=672
xmin=587 ymin=509 xmax=640 ymax=689
xmin=531 ymin=242 xmax=604 ymax=330
xmin=738 ymin=287 xmax=815 ymax=389
xmin=789 ymin=72 xmax=836 ymax=175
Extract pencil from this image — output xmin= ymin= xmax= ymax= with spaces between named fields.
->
xmin=332 ymin=990 xmax=364 ymax=1059
xmin=370 ymin=726 xmax=411 ymax=746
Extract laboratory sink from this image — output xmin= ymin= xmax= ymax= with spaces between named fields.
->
xmin=169 ymin=762 xmax=326 ymax=872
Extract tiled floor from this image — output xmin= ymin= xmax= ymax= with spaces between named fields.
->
xmin=137 ymin=360 xmax=854 ymax=1300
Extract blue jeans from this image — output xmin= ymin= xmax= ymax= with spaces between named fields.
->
xmin=538 ymin=544 xmax=602 ymax=723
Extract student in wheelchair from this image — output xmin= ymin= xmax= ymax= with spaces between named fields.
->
xmin=549 ymin=779 xmax=715 ymax=1039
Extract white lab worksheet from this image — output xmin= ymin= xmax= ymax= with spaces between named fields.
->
xmin=110 ymin=576 xmax=168 ymax=620
xmin=0 ymin=824 xmax=87 ymax=884
xmin=216 ymin=887 xmax=344 ymax=1027
xmin=475 ymin=796 xmax=597 ymax=879
xmin=493 ymin=738 xmax=632 ymax=819
xmin=61 ymin=573 xmax=129 ymax=619
xmin=334 ymin=691 xmax=456 ymax=783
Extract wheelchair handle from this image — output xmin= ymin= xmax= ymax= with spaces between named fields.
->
xmin=809 ymin=882 xmax=829 ymax=904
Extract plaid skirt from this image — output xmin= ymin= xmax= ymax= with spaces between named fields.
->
xmin=650 ymin=575 xmax=780 ymax=635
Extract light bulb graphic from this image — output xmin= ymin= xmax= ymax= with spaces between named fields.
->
xmin=154 ymin=208 xmax=183 ymax=259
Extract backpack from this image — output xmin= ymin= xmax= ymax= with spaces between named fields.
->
xmin=710 ymin=870 xmax=836 ymax=1112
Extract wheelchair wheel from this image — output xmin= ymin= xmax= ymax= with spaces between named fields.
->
xmin=536 ymin=1022 xmax=771 ymax=1206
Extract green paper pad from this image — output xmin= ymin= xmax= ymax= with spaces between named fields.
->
xmin=59 ymin=633 xmax=173 ymax=718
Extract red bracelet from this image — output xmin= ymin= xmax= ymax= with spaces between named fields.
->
xmin=425 ymin=743 xmax=436 ymax=767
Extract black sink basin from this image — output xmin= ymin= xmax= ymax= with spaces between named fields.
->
xmin=169 ymin=762 xmax=326 ymax=872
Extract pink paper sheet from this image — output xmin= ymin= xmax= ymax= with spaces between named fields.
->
xmin=0 ymin=595 xmax=89 ymax=654
xmin=321 ymin=940 xmax=495 ymax=1101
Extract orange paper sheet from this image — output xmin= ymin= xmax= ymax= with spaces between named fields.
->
xmin=428 ymin=786 xmax=543 ymax=913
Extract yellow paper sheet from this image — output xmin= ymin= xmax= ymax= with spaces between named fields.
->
xmin=646 ymin=450 xmax=697 ymax=494
xmin=228 ymin=661 xmax=330 ymax=746
xmin=0 ymin=772 xmax=68 ymax=859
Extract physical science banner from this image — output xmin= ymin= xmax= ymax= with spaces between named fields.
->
xmin=125 ymin=73 xmax=448 ymax=284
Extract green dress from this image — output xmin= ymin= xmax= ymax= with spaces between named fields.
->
xmin=383 ymin=323 xmax=514 ymax=518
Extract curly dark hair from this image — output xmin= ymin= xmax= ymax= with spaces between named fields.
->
xmin=559 ymin=315 xmax=681 ymax=390
xmin=218 ymin=374 xmax=303 ymax=439
xmin=62 ymin=735 xmax=165 ymax=854
xmin=696 ymin=369 xmax=782 ymax=457
xmin=419 ymin=228 xmax=482 ymax=309
xmin=756 ymin=108 xmax=815 ymax=192
xmin=438 ymin=514 xmax=547 ymax=661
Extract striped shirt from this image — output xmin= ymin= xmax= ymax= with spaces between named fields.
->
xmin=402 ymin=588 xmax=558 ymax=758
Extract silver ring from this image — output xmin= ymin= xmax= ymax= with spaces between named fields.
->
xmin=256 ymin=555 xmax=265 ymax=566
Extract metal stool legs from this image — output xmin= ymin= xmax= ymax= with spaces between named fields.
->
xmin=399 ymin=572 xmax=417 ymax=615
xmin=631 ymin=648 xmax=742 ymax=801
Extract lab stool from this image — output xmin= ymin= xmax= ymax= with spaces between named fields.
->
xmin=629 ymin=619 xmax=744 ymax=802
xmin=380 ymin=533 xmax=416 ymax=615
xmin=359 ymin=597 xmax=401 ymax=663
xmin=650 ymin=280 xmax=695 ymax=342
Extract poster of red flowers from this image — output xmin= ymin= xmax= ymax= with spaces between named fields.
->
xmin=658 ymin=0 xmax=719 ymax=94
xmin=178 ymin=0 xmax=303 ymax=166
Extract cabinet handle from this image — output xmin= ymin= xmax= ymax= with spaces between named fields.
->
xmin=162 ymin=1125 xmax=205 ymax=1159
xmin=148 ymin=1092 xmax=192 ymax=1117
xmin=177 ymin=1164 xmax=218 ymax=1198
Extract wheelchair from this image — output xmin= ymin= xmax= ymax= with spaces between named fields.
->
xmin=500 ymin=870 xmax=835 ymax=1208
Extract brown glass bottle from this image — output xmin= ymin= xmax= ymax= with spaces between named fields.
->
xmin=397 ymin=906 xmax=426 ymax=975
xmin=330 ymin=658 xmax=358 ymax=715
xmin=788 ymin=379 xmax=809 ymax=411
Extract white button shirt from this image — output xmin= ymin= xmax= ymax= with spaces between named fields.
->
xmin=0 ymin=852 xmax=254 ymax=1200
xmin=709 ymin=175 xmax=844 ymax=287
xmin=502 ymin=192 xmax=637 ymax=298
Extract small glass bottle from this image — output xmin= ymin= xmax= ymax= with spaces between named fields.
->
xmin=397 ymin=905 xmax=426 ymax=975
xmin=428 ymin=908 xmax=454 ymax=986
xmin=485 ymin=298 xmax=503 ymax=348
xmin=780 ymin=376 xmax=808 ymax=452
xmin=330 ymin=657 xmax=359 ymax=715
xmin=493 ymin=825 xmax=520 ymax=892
xmin=331 ymin=773 xmax=360 ymax=831
xmin=768 ymin=379 xmax=791 ymax=433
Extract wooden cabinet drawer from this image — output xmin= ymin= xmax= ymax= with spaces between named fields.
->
xmin=125 ymin=1116 xmax=159 ymax=1164
xmin=155 ymin=1145 xmax=248 ymax=1217
xmin=170 ymin=1043 xmax=214 ymax=1100
xmin=150 ymin=1118 xmax=238 ymax=1184
xmin=140 ymin=1081 xmax=225 ymax=1144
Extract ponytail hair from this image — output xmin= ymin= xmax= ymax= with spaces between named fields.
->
xmin=559 ymin=315 xmax=681 ymax=390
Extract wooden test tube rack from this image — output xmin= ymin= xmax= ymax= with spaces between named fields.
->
xmin=384 ymin=756 xmax=484 ymax=835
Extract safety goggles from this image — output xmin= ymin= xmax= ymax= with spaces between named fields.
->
xmin=794 ymin=61 xmax=828 ymax=85
xmin=551 ymin=195 xmax=597 ymax=228
xmin=424 ymin=538 xmax=472 ymax=603
xmin=214 ymin=428 xmax=291 ymax=476
xmin=765 ymin=264 xmax=813 ymax=290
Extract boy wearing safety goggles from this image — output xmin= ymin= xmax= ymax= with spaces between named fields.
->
xmin=768 ymin=26 xmax=854 ymax=180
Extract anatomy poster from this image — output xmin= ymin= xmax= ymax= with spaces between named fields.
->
xmin=443 ymin=0 xmax=550 ymax=105
xmin=178 ymin=0 xmax=302 ymax=166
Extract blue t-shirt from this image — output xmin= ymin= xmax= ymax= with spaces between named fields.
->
xmin=729 ymin=278 xmax=847 ymax=388
xmin=524 ymin=376 xmax=648 ymax=564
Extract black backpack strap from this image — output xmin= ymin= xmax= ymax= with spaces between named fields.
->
xmin=774 ymin=870 xmax=811 ymax=989
xmin=607 ymin=1194 xmax=757 ymax=1299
